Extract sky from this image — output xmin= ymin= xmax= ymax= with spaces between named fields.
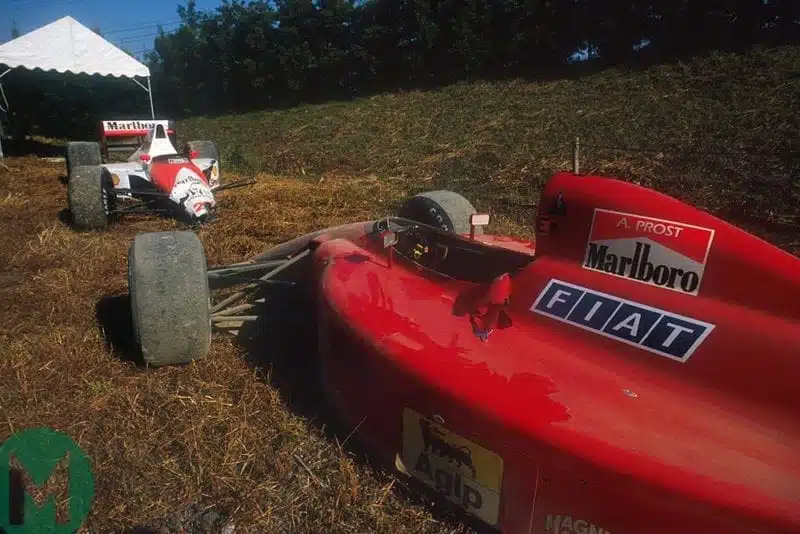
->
xmin=1 ymin=0 xmax=223 ymax=59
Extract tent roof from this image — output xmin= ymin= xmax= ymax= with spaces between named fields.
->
xmin=0 ymin=15 xmax=150 ymax=78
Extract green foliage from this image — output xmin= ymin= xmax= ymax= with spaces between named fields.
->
xmin=2 ymin=0 xmax=798 ymax=140
xmin=146 ymin=0 xmax=799 ymax=117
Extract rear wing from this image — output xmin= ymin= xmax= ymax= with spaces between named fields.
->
xmin=99 ymin=119 xmax=176 ymax=161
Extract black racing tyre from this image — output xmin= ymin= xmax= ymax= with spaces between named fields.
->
xmin=128 ymin=231 xmax=211 ymax=367
xmin=65 ymin=141 xmax=101 ymax=180
xmin=184 ymin=140 xmax=221 ymax=182
xmin=68 ymin=165 xmax=113 ymax=230
xmin=398 ymin=190 xmax=482 ymax=235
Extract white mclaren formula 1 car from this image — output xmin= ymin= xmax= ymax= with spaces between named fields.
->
xmin=64 ymin=119 xmax=253 ymax=230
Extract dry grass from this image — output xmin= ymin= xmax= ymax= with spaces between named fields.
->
xmin=0 ymin=46 xmax=797 ymax=532
xmin=0 ymin=158 xmax=482 ymax=533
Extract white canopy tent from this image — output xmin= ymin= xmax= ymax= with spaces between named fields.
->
xmin=0 ymin=15 xmax=155 ymax=159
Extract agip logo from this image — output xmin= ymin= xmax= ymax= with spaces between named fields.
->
xmin=0 ymin=427 xmax=94 ymax=533
xmin=400 ymin=408 xmax=504 ymax=526
xmin=583 ymin=209 xmax=715 ymax=296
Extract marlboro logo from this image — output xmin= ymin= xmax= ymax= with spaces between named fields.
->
xmin=583 ymin=209 xmax=715 ymax=296
xmin=100 ymin=120 xmax=174 ymax=139
xmin=101 ymin=120 xmax=169 ymax=132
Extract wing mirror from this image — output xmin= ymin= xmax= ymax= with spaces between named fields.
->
xmin=190 ymin=150 xmax=199 ymax=159
xmin=139 ymin=153 xmax=151 ymax=163
xmin=381 ymin=229 xmax=399 ymax=248
xmin=381 ymin=228 xmax=399 ymax=268
xmin=469 ymin=213 xmax=490 ymax=240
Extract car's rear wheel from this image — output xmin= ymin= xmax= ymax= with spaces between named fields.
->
xmin=184 ymin=140 xmax=220 ymax=183
xmin=128 ymin=231 xmax=212 ymax=367
xmin=65 ymin=141 xmax=101 ymax=181
xmin=398 ymin=190 xmax=482 ymax=235
xmin=68 ymin=165 xmax=114 ymax=230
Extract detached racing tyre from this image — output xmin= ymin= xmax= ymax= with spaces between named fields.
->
xmin=128 ymin=231 xmax=211 ymax=367
xmin=68 ymin=165 xmax=113 ymax=230
xmin=184 ymin=140 xmax=221 ymax=183
xmin=398 ymin=190 xmax=482 ymax=235
xmin=65 ymin=141 xmax=101 ymax=181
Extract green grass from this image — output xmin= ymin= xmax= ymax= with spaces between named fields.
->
xmin=179 ymin=45 xmax=799 ymax=253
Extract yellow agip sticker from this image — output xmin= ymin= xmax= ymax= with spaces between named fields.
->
xmin=400 ymin=408 xmax=504 ymax=526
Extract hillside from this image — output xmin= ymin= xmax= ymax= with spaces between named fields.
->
xmin=181 ymin=45 xmax=799 ymax=253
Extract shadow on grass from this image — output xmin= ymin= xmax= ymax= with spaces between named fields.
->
xmin=114 ymin=504 xmax=230 ymax=534
xmin=57 ymin=208 xmax=72 ymax=227
xmin=95 ymin=294 xmax=145 ymax=367
xmin=222 ymin=260 xmax=492 ymax=534
xmin=94 ymin=256 xmax=491 ymax=533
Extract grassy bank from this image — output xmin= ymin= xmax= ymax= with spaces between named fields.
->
xmin=180 ymin=45 xmax=799 ymax=252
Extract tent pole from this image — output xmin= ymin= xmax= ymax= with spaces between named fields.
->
xmin=147 ymin=76 xmax=154 ymax=119
xmin=0 ymin=69 xmax=10 ymax=112
xmin=0 ymin=74 xmax=7 ymax=167
xmin=0 ymin=80 xmax=8 ymax=113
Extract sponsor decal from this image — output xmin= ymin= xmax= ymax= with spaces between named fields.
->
xmin=170 ymin=168 xmax=214 ymax=211
xmin=111 ymin=174 xmax=120 ymax=186
xmin=174 ymin=171 xmax=196 ymax=186
xmin=167 ymin=157 xmax=189 ymax=164
xmin=401 ymin=408 xmax=503 ymax=526
xmin=101 ymin=120 xmax=170 ymax=132
xmin=531 ymin=279 xmax=714 ymax=362
xmin=545 ymin=514 xmax=610 ymax=534
xmin=583 ymin=209 xmax=715 ymax=296
xmin=209 ymin=164 xmax=220 ymax=187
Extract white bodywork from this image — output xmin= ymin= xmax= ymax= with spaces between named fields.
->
xmin=101 ymin=123 xmax=220 ymax=220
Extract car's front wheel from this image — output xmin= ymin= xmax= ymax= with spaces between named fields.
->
xmin=128 ymin=231 xmax=212 ymax=367
xmin=65 ymin=141 xmax=101 ymax=181
xmin=68 ymin=165 xmax=114 ymax=230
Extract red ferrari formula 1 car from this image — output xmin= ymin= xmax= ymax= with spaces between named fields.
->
xmin=124 ymin=171 xmax=800 ymax=534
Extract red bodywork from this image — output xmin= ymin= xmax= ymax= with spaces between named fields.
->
xmin=148 ymin=157 xmax=210 ymax=193
xmin=277 ymin=172 xmax=799 ymax=534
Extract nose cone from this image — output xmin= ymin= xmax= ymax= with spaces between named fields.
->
xmin=189 ymin=200 xmax=215 ymax=223
xmin=193 ymin=203 xmax=208 ymax=218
